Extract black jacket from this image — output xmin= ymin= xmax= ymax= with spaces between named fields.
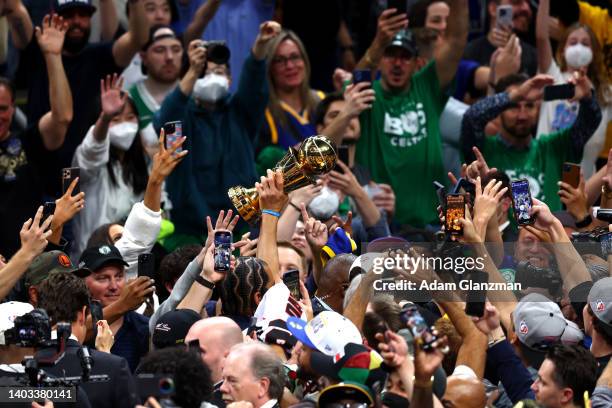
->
xmin=35 ymin=339 xmax=140 ymax=408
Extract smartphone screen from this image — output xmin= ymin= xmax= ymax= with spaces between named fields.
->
xmin=138 ymin=253 xmax=156 ymax=280
xmin=214 ymin=231 xmax=232 ymax=272
xmin=464 ymin=271 xmax=488 ymax=317
xmin=353 ymin=69 xmax=371 ymax=85
xmin=336 ymin=145 xmax=349 ymax=173
xmin=400 ymin=304 xmax=437 ymax=351
xmin=446 ymin=194 xmax=465 ymax=235
xmin=90 ymin=299 xmax=103 ymax=336
xmin=600 ymin=232 xmax=612 ymax=258
xmin=511 ymin=179 xmax=533 ymax=225
xmin=42 ymin=202 xmax=56 ymax=224
xmin=282 ymin=269 xmax=301 ymax=300
xmin=543 ymin=84 xmax=575 ymax=101
xmin=562 ymin=162 xmax=581 ymax=189
xmin=61 ymin=167 xmax=80 ymax=196
xmin=163 ymin=121 xmax=183 ymax=153
xmin=496 ymin=5 xmax=513 ymax=27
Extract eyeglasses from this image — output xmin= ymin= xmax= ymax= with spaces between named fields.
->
xmin=272 ymin=53 xmax=303 ymax=67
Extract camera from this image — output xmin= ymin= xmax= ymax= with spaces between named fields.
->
xmin=203 ymin=40 xmax=230 ymax=64
xmin=4 ymin=309 xmax=52 ymax=348
xmin=571 ymin=226 xmax=612 ymax=258
xmin=514 ymin=261 xmax=562 ymax=295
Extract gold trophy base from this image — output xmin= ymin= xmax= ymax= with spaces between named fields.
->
xmin=228 ymin=186 xmax=261 ymax=225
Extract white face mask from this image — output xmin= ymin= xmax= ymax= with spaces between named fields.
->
xmin=193 ymin=73 xmax=229 ymax=103
xmin=108 ymin=122 xmax=138 ymax=151
xmin=564 ymin=43 xmax=593 ymax=69
xmin=307 ymin=186 xmax=340 ymax=220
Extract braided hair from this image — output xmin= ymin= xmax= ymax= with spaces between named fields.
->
xmin=219 ymin=257 xmax=269 ymax=317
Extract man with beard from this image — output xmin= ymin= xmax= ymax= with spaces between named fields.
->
xmin=23 ymin=0 xmax=148 ymax=196
xmin=461 ymin=72 xmax=601 ymax=211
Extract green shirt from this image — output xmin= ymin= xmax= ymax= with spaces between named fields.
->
xmin=129 ymin=81 xmax=159 ymax=129
xmin=480 ymin=131 xmax=579 ymax=211
xmin=356 ymin=61 xmax=448 ymax=227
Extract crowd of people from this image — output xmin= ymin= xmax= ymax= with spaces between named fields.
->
xmin=0 ymin=0 xmax=612 ymax=407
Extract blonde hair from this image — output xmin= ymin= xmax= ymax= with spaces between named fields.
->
xmin=266 ymin=30 xmax=319 ymax=131
xmin=556 ymin=23 xmax=610 ymax=106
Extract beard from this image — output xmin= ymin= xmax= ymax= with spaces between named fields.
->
xmin=501 ymin=116 xmax=533 ymax=139
xmin=63 ymin=27 xmax=90 ymax=54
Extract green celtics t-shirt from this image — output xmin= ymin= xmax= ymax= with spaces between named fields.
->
xmin=356 ymin=61 xmax=448 ymax=227
xmin=128 ymin=82 xmax=158 ymax=129
xmin=481 ymin=128 xmax=580 ymax=211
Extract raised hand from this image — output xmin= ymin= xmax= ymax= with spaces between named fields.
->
xmin=20 ymin=206 xmax=53 ymax=259
xmin=327 ymin=161 xmax=363 ymax=197
xmin=100 ymin=73 xmax=126 ymax=120
xmin=374 ymin=9 xmax=409 ymax=47
xmin=508 ymin=74 xmax=555 ymax=102
xmin=149 ymin=128 xmax=188 ymax=183
xmin=252 ymin=21 xmax=281 ymax=59
xmin=332 ymin=68 xmax=352 ymax=91
xmin=187 ymin=39 xmax=207 ymax=74
xmin=372 ymin=183 xmax=396 ymax=218
xmin=376 ymin=330 xmax=409 ymax=368
xmin=529 ymin=197 xmax=560 ymax=233
xmin=288 ymin=183 xmax=323 ymax=209
xmin=489 ymin=24 xmax=512 ymax=48
xmin=95 ymin=320 xmax=114 ymax=353
xmin=238 ymin=232 xmax=258 ymax=257
xmin=200 ymin=243 xmax=227 ymax=283
xmin=492 ymin=34 xmax=522 ymax=83
xmin=414 ymin=334 xmax=448 ymax=382
xmin=117 ymin=276 xmax=155 ymax=311
xmin=257 ymin=169 xmax=288 ymax=213
xmin=36 ymin=14 xmax=66 ymax=55
xmin=331 ymin=211 xmax=353 ymax=237
xmin=52 ymin=177 xmax=85 ymax=228
xmin=567 ymin=71 xmax=594 ymax=102
xmin=473 ymin=176 xmax=507 ymax=236
xmin=201 ymin=209 xmax=240 ymax=258
xmin=341 ymin=82 xmax=376 ymax=119
xmin=558 ymin=174 xmax=589 ymax=222
xmin=300 ymin=203 xmax=329 ymax=250
xmin=471 ymin=303 xmax=501 ymax=335
xmin=466 ymin=147 xmax=498 ymax=181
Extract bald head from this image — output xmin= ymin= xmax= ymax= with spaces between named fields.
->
xmin=442 ymin=376 xmax=487 ymax=408
xmin=318 ymin=254 xmax=356 ymax=313
xmin=185 ymin=317 xmax=243 ymax=383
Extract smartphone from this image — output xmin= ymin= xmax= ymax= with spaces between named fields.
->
xmin=336 ymin=145 xmax=349 ymax=173
xmin=562 ymin=162 xmax=581 ymax=189
xmin=445 ymin=194 xmax=465 ymax=235
xmin=214 ymin=230 xmax=232 ymax=272
xmin=135 ymin=374 xmax=175 ymax=401
xmin=496 ymin=5 xmax=513 ymax=28
xmin=90 ymin=299 xmax=103 ymax=336
xmin=387 ymin=0 xmax=407 ymax=14
xmin=464 ymin=271 xmax=488 ymax=317
xmin=163 ymin=121 xmax=183 ymax=153
xmin=433 ymin=181 xmax=447 ymax=210
xmin=543 ymin=84 xmax=575 ymax=101
xmin=353 ymin=69 xmax=371 ymax=85
xmin=138 ymin=253 xmax=156 ymax=280
xmin=61 ymin=167 xmax=80 ymax=196
xmin=282 ymin=269 xmax=301 ymax=300
xmin=42 ymin=202 xmax=56 ymax=224
xmin=510 ymin=179 xmax=534 ymax=225
xmin=400 ymin=304 xmax=437 ymax=351
xmin=311 ymin=296 xmax=333 ymax=316
xmin=453 ymin=178 xmax=476 ymax=206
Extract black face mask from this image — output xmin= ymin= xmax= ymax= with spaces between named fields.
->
xmin=381 ymin=392 xmax=410 ymax=408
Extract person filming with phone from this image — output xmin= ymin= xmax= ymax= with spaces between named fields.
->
xmin=154 ymin=21 xmax=281 ymax=247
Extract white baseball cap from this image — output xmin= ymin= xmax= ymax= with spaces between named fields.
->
xmin=287 ymin=311 xmax=362 ymax=356
xmin=0 ymin=301 xmax=34 ymax=346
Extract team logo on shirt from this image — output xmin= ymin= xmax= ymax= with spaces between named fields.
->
xmin=383 ymin=103 xmax=428 ymax=148
xmin=519 ymin=320 xmax=528 ymax=334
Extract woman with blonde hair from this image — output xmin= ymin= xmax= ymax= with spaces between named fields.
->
xmin=258 ymin=30 xmax=325 ymax=154
xmin=536 ymin=0 xmax=611 ymax=178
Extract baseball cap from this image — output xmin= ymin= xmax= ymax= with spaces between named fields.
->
xmin=560 ymin=320 xmax=585 ymax=346
xmin=152 ymin=309 xmax=201 ymax=349
xmin=78 ymin=245 xmax=128 ymax=272
xmin=0 ymin=302 xmax=34 ymax=346
xmin=513 ymin=293 xmax=568 ymax=350
xmin=25 ymin=251 xmax=91 ymax=287
xmin=287 ymin=311 xmax=362 ymax=356
xmin=385 ymin=29 xmax=418 ymax=57
xmin=317 ymin=381 xmax=374 ymax=407
xmin=256 ymin=319 xmax=298 ymax=350
xmin=310 ymin=343 xmax=386 ymax=389
xmin=142 ymin=25 xmax=179 ymax=51
xmin=55 ymin=0 xmax=96 ymax=15
xmin=588 ymin=277 xmax=612 ymax=336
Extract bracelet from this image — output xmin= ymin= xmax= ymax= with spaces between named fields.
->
xmin=413 ymin=376 xmax=434 ymax=388
xmin=602 ymin=185 xmax=612 ymax=199
xmin=488 ymin=336 xmax=506 ymax=348
xmin=289 ymin=202 xmax=300 ymax=211
xmin=262 ymin=209 xmax=281 ymax=217
xmin=575 ymin=214 xmax=593 ymax=228
xmin=195 ymin=274 xmax=215 ymax=290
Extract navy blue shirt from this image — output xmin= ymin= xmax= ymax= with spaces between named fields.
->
xmin=111 ymin=311 xmax=150 ymax=372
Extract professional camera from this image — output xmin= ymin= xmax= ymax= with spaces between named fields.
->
xmin=3 ymin=308 xmax=51 ymax=348
xmin=571 ymin=226 xmax=612 ymax=258
xmin=136 ymin=374 xmax=178 ymax=408
xmin=203 ymin=40 xmax=230 ymax=64
xmin=514 ymin=261 xmax=562 ymax=296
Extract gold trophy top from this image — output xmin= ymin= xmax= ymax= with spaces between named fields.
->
xmin=294 ymin=135 xmax=337 ymax=175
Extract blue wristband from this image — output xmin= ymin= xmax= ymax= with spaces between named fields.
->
xmin=262 ymin=209 xmax=281 ymax=217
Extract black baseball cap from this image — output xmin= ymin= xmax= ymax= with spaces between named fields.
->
xmin=386 ymin=29 xmax=418 ymax=57
xmin=78 ymin=245 xmax=128 ymax=272
xmin=54 ymin=0 xmax=97 ymax=15
xmin=25 ymin=251 xmax=91 ymax=287
xmin=152 ymin=309 xmax=201 ymax=349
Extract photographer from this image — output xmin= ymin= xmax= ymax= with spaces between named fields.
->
xmin=36 ymin=272 xmax=139 ymax=408
xmin=153 ymin=21 xmax=280 ymax=247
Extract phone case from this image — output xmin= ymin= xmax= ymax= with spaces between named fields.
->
xmin=511 ymin=179 xmax=534 ymax=225
xmin=164 ymin=121 xmax=183 ymax=153
xmin=445 ymin=194 xmax=465 ymax=235
xmin=562 ymin=163 xmax=580 ymax=188
xmin=61 ymin=167 xmax=80 ymax=195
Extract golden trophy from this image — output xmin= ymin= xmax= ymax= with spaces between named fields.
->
xmin=228 ymin=135 xmax=337 ymax=225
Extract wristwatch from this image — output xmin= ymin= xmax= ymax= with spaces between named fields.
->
xmin=575 ymin=214 xmax=593 ymax=228
xmin=195 ymin=274 xmax=215 ymax=290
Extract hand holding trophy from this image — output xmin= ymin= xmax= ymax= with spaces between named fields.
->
xmin=228 ymin=135 xmax=337 ymax=224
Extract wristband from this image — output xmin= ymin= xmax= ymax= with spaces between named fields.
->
xmin=262 ymin=209 xmax=281 ymax=217
xmin=413 ymin=376 xmax=434 ymax=388
xmin=575 ymin=214 xmax=592 ymax=228
xmin=195 ymin=274 xmax=215 ymax=290
xmin=289 ymin=202 xmax=300 ymax=211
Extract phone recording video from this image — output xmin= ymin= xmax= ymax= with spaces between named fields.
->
xmin=543 ymin=84 xmax=575 ymax=101
xmin=464 ymin=270 xmax=488 ymax=317
xmin=138 ymin=253 xmax=155 ymax=280
xmin=511 ymin=179 xmax=534 ymax=225
xmin=353 ymin=69 xmax=371 ymax=86
xmin=445 ymin=194 xmax=465 ymax=235
xmin=163 ymin=121 xmax=183 ymax=153
xmin=562 ymin=162 xmax=581 ymax=188
xmin=496 ymin=5 xmax=513 ymax=27
xmin=282 ymin=269 xmax=301 ymax=300
xmin=214 ymin=231 xmax=232 ymax=272
xmin=387 ymin=0 xmax=407 ymax=14
xmin=61 ymin=167 xmax=80 ymax=196
xmin=336 ymin=145 xmax=349 ymax=173
xmin=400 ymin=304 xmax=437 ymax=351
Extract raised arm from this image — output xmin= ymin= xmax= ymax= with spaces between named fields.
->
xmin=356 ymin=9 xmax=408 ymax=71
xmin=1 ymin=0 xmax=32 ymax=50
xmin=256 ymin=169 xmax=288 ymax=287
xmin=36 ymin=14 xmax=73 ymax=151
xmin=179 ymin=39 xmax=206 ymax=97
xmin=94 ymin=74 xmax=127 ymax=142
xmin=567 ymin=73 xmax=602 ymax=155
xmin=182 ymin=0 xmax=222 ymax=45
xmin=434 ymin=0 xmax=468 ymax=89
xmin=112 ymin=0 xmax=148 ymax=68
xmin=536 ymin=0 xmax=554 ymax=73
xmin=98 ymin=0 xmax=119 ymax=42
